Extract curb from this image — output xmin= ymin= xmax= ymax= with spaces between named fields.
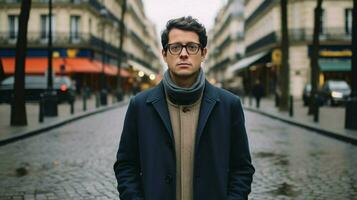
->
xmin=0 ymin=100 xmax=129 ymax=146
xmin=244 ymin=106 xmax=357 ymax=145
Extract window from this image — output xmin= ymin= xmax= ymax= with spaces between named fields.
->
xmin=40 ymin=14 xmax=56 ymax=40
xmin=70 ymin=15 xmax=81 ymax=43
xmin=89 ymin=18 xmax=92 ymax=35
xmin=8 ymin=15 xmax=19 ymax=39
xmin=345 ymin=8 xmax=352 ymax=34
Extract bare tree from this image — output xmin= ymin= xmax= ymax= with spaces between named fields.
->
xmin=279 ymin=0 xmax=290 ymax=111
xmin=10 ymin=0 xmax=32 ymax=126
xmin=308 ymin=0 xmax=323 ymax=115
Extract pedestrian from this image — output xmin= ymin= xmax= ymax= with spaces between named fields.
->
xmin=131 ymin=81 xmax=140 ymax=95
xmin=113 ymin=16 xmax=255 ymax=200
xmin=252 ymin=80 xmax=264 ymax=108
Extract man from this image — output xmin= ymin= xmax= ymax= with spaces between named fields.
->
xmin=114 ymin=16 xmax=255 ymax=200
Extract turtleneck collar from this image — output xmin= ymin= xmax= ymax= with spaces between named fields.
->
xmin=162 ymin=69 xmax=205 ymax=105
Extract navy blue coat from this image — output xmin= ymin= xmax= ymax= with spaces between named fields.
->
xmin=114 ymin=81 xmax=255 ymax=200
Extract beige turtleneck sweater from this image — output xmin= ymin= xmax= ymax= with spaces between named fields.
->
xmin=166 ymin=96 xmax=202 ymax=200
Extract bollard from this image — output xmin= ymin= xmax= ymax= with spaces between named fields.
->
xmin=83 ymin=94 xmax=87 ymax=111
xmin=249 ymin=95 xmax=252 ymax=107
xmin=289 ymin=95 xmax=294 ymax=117
xmin=313 ymin=95 xmax=319 ymax=122
xmin=275 ymin=92 xmax=280 ymax=107
xmin=95 ymin=93 xmax=100 ymax=108
xmin=112 ymin=94 xmax=116 ymax=104
xmin=39 ymin=94 xmax=44 ymax=123
xmin=70 ymin=100 xmax=74 ymax=114
xmin=241 ymin=95 xmax=245 ymax=105
xmin=314 ymin=105 xmax=319 ymax=122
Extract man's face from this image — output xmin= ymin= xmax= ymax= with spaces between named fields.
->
xmin=162 ymin=28 xmax=207 ymax=80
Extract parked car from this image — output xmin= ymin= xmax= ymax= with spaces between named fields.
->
xmin=319 ymin=80 xmax=351 ymax=106
xmin=0 ymin=75 xmax=75 ymax=104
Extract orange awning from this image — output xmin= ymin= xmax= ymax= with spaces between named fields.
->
xmin=65 ymin=58 xmax=101 ymax=73
xmin=104 ymin=63 xmax=131 ymax=77
xmin=1 ymin=57 xmax=131 ymax=77
xmin=2 ymin=57 xmax=69 ymax=74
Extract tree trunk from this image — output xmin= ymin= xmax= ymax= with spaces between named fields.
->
xmin=350 ymin=0 xmax=357 ymax=97
xmin=10 ymin=0 xmax=32 ymax=126
xmin=308 ymin=0 xmax=323 ymax=115
xmin=116 ymin=0 xmax=127 ymax=99
xmin=0 ymin=58 xmax=4 ymax=81
xmin=279 ymin=0 xmax=290 ymax=111
xmin=345 ymin=0 xmax=357 ymax=129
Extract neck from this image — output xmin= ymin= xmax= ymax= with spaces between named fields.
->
xmin=169 ymin=71 xmax=199 ymax=88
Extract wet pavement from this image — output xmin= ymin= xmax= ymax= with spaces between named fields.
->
xmin=248 ymin=111 xmax=357 ymax=200
xmin=0 ymin=104 xmax=356 ymax=199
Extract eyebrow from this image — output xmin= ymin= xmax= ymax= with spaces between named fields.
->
xmin=169 ymin=42 xmax=200 ymax=45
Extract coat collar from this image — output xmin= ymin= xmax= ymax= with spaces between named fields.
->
xmin=146 ymin=80 xmax=220 ymax=103
xmin=146 ymin=81 xmax=220 ymax=145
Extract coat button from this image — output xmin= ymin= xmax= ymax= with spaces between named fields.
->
xmin=165 ymin=175 xmax=173 ymax=184
xmin=182 ymin=107 xmax=190 ymax=113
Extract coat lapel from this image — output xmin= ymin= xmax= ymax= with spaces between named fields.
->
xmin=195 ymin=81 xmax=220 ymax=148
xmin=146 ymin=83 xmax=174 ymax=142
xmin=146 ymin=81 xmax=220 ymax=147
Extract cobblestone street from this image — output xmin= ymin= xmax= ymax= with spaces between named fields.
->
xmin=0 ymin=105 xmax=127 ymax=200
xmin=247 ymin=111 xmax=357 ymax=200
xmin=0 ymin=103 xmax=356 ymax=200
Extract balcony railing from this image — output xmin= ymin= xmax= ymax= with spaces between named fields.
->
xmin=0 ymin=0 xmax=98 ymax=5
xmin=245 ymin=27 xmax=351 ymax=54
xmin=0 ymin=31 xmax=157 ymax=73
xmin=245 ymin=32 xmax=277 ymax=54
xmin=0 ymin=0 xmax=122 ymax=24
xmin=0 ymin=31 xmax=93 ymax=46
xmin=288 ymin=28 xmax=352 ymax=42
xmin=211 ymin=57 xmax=231 ymax=71
xmin=217 ymin=36 xmax=232 ymax=52
xmin=245 ymin=0 xmax=275 ymax=28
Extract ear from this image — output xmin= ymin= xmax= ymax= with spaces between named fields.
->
xmin=201 ymin=48 xmax=207 ymax=61
xmin=162 ymin=49 xmax=168 ymax=63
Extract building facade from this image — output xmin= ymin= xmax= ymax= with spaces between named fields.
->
xmin=206 ymin=0 xmax=245 ymax=90
xmin=209 ymin=0 xmax=352 ymax=97
xmin=0 ymin=0 xmax=162 ymax=94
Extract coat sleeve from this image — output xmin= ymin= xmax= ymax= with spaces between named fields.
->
xmin=227 ymin=98 xmax=255 ymax=200
xmin=113 ymin=98 xmax=144 ymax=200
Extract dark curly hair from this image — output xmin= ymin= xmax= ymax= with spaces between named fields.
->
xmin=161 ymin=16 xmax=207 ymax=51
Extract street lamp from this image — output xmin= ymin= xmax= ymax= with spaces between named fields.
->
xmin=43 ymin=0 xmax=58 ymax=116
xmin=99 ymin=8 xmax=108 ymax=106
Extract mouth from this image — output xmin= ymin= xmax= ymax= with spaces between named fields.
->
xmin=177 ymin=63 xmax=191 ymax=67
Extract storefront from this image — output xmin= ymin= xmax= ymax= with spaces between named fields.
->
xmin=309 ymin=45 xmax=352 ymax=86
xmin=0 ymin=48 xmax=131 ymax=94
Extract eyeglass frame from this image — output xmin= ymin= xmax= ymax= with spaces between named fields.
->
xmin=165 ymin=42 xmax=203 ymax=55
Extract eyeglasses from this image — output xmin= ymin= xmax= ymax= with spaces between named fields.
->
xmin=166 ymin=42 xmax=202 ymax=55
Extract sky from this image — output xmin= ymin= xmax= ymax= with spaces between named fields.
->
xmin=142 ymin=0 xmax=225 ymax=37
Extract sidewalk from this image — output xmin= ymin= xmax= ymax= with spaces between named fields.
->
xmin=2 ymin=94 xmax=356 ymax=146
xmin=242 ymin=96 xmax=357 ymax=145
xmin=0 ymin=94 xmax=129 ymax=146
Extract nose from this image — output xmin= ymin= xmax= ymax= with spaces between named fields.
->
xmin=179 ymin=47 xmax=189 ymax=58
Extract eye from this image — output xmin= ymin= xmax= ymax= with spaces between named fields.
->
xmin=187 ymin=43 xmax=198 ymax=51
xmin=170 ymin=44 xmax=182 ymax=52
